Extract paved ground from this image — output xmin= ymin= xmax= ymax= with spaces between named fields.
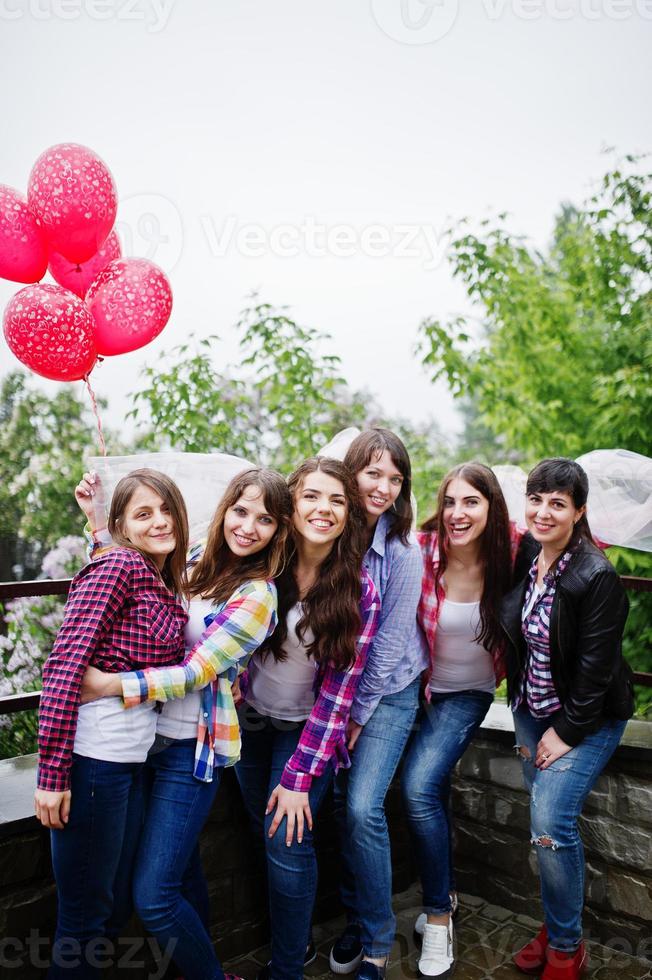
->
xmin=225 ymin=884 xmax=652 ymax=980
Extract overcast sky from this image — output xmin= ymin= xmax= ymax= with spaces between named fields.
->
xmin=1 ymin=0 xmax=651 ymax=449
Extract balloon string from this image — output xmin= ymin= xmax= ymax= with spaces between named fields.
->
xmin=84 ymin=375 xmax=107 ymax=457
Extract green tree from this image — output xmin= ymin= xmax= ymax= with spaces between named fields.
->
xmin=0 ymin=373 xmax=117 ymax=580
xmin=418 ymin=156 xmax=651 ymax=462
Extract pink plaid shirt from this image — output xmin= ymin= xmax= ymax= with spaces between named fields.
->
xmin=416 ymin=523 xmax=523 ymax=689
xmin=241 ymin=568 xmax=380 ymax=792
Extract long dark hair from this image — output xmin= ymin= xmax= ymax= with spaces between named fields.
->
xmin=265 ymin=457 xmax=367 ymax=672
xmin=188 ymin=468 xmax=293 ymax=604
xmin=109 ymin=468 xmax=189 ymax=596
xmin=421 ymin=462 xmax=511 ymax=652
xmin=526 ymin=458 xmax=596 ymax=553
xmin=343 ymin=427 xmax=413 ymax=544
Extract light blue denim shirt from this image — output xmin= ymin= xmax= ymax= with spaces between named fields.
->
xmin=351 ymin=512 xmax=429 ymax=726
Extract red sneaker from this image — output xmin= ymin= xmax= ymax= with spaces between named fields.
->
xmin=513 ymin=924 xmax=548 ymax=974
xmin=542 ymin=943 xmax=588 ymax=980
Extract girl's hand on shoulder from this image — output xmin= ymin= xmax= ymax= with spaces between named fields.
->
xmin=535 ymin=727 xmax=572 ymax=769
xmin=34 ymin=788 xmax=71 ymax=829
xmin=266 ymin=784 xmax=312 ymax=847
xmin=347 ymin=719 xmax=363 ymax=751
xmin=80 ymin=666 xmax=122 ymax=704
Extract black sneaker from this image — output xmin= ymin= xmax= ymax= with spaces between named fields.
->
xmin=257 ymin=940 xmax=317 ymax=980
xmin=329 ymin=924 xmax=363 ymax=975
xmin=355 ymin=961 xmax=386 ymax=980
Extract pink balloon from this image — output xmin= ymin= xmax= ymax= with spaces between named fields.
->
xmin=86 ymin=258 xmax=173 ymax=356
xmin=3 ymin=283 xmax=97 ymax=382
xmin=27 ymin=143 xmax=117 ymax=264
xmin=0 ymin=185 xmax=48 ymax=284
xmin=48 ymin=230 xmax=122 ymax=298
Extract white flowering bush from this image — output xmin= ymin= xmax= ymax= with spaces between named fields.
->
xmin=0 ymin=536 xmax=87 ymax=759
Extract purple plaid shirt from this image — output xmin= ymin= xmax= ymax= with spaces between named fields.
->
xmin=240 ymin=568 xmax=380 ymax=792
xmin=37 ymin=549 xmax=187 ymax=792
xmin=515 ymin=549 xmax=574 ymax=717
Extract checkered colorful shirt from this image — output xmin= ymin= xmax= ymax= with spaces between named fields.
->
xmin=37 ymin=549 xmax=188 ymax=792
xmin=416 ymin=523 xmax=523 ymax=690
xmin=514 ymin=549 xmax=573 ymax=717
xmin=241 ymin=568 xmax=380 ymax=792
xmin=121 ymin=576 xmax=278 ymax=781
xmin=86 ymin=529 xmax=279 ymax=782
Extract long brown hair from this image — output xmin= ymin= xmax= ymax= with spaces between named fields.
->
xmin=343 ymin=427 xmax=413 ymax=544
xmin=421 ymin=462 xmax=511 ymax=652
xmin=188 ymin=468 xmax=292 ymax=604
xmin=265 ymin=457 xmax=367 ymax=672
xmin=109 ymin=468 xmax=189 ymax=596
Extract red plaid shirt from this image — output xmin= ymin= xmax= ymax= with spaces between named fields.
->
xmin=416 ymin=523 xmax=523 ymax=690
xmin=37 ymin=549 xmax=188 ymax=792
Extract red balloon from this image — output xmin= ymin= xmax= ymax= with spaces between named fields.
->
xmin=0 ymin=185 xmax=48 ymax=283
xmin=27 ymin=143 xmax=117 ymax=264
xmin=49 ymin=230 xmax=122 ymax=298
xmin=86 ymin=258 xmax=173 ymax=356
xmin=3 ymin=283 xmax=97 ymax=382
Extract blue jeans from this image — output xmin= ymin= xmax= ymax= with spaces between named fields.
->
xmin=235 ymin=703 xmax=334 ymax=980
xmin=333 ymin=677 xmax=420 ymax=958
xmin=401 ymin=690 xmax=493 ymax=916
xmin=49 ymin=754 xmax=145 ymax=978
xmin=513 ymin=706 xmax=626 ymax=953
xmin=133 ymin=736 xmax=223 ymax=980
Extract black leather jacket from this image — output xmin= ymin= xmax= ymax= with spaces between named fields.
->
xmin=501 ymin=534 xmax=634 ymax=746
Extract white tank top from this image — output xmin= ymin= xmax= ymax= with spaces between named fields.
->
xmin=429 ymin=599 xmax=496 ymax=695
xmin=156 ymin=597 xmax=215 ymax=740
xmin=245 ymin=603 xmax=316 ymax=721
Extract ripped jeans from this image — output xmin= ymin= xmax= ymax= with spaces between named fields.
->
xmin=402 ymin=690 xmax=493 ymax=917
xmin=513 ymin=707 xmax=626 ymax=953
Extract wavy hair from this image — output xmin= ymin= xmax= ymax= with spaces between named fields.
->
xmin=188 ymin=468 xmax=293 ymax=603
xmin=421 ymin=462 xmax=511 ymax=653
xmin=264 ymin=457 xmax=367 ymax=672
xmin=526 ymin=457 xmax=596 ymax=554
xmin=109 ymin=468 xmax=189 ymax=596
xmin=343 ymin=427 xmax=413 ymax=544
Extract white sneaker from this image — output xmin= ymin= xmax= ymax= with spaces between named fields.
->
xmin=418 ymin=920 xmax=454 ymax=978
xmin=414 ymin=895 xmax=458 ymax=942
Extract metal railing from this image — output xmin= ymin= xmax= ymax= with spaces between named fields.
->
xmin=0 ymin=574 xmax=651 ymax=721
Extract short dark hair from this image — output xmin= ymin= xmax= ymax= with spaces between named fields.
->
xmin=526 ymin=457 xmax=595 ymax=549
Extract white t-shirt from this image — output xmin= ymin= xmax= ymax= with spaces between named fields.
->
xmin=156 ymin=597 xmax=215 ymax=740
xmin=245 ymin=603 xmax=316 ymax=721
xmin=429 ymin=599 xmax=496 ymax=695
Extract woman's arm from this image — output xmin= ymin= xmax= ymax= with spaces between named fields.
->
xmin=280 ymin=572 xmax=380 ymax=793
xmin=552 ymin=568 xmax=629 ymax=747
xmin=37 ymin=553 xmax=134 ymax=793
xmin=119 ymin=581 xmax=277 ymax=706
xmin=350 ymin=542 xmax=424 ymax=727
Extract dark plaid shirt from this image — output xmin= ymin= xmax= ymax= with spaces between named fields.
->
xmin=37 ymin=548 xmax=187 ymax=792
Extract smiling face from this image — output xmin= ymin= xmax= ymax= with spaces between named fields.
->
xmin=355 ymin=449 xmax=404 ymax=526
xmin=121 ymin=484 xmax=177 ymax=569
xmin=292 ymin=470 xmax=348 ymax=546
xmin=223 ymin=484 xmax=279 ymax=557
xmin=525 ymin=489 xmax=584 ymax=552
xmin=442 ymin=477 xmax=490 ymax=548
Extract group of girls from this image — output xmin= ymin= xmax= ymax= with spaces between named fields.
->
xmin=34 ymin=429 xmax=634 ymax=980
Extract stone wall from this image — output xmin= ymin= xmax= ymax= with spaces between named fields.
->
xmin=451 ymin=729 xmax=652 ymax=961
xmin=0 ymin=766 xmax=415 ymax=980
xmin=1 ymin=723 xmax=650 ymax=978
